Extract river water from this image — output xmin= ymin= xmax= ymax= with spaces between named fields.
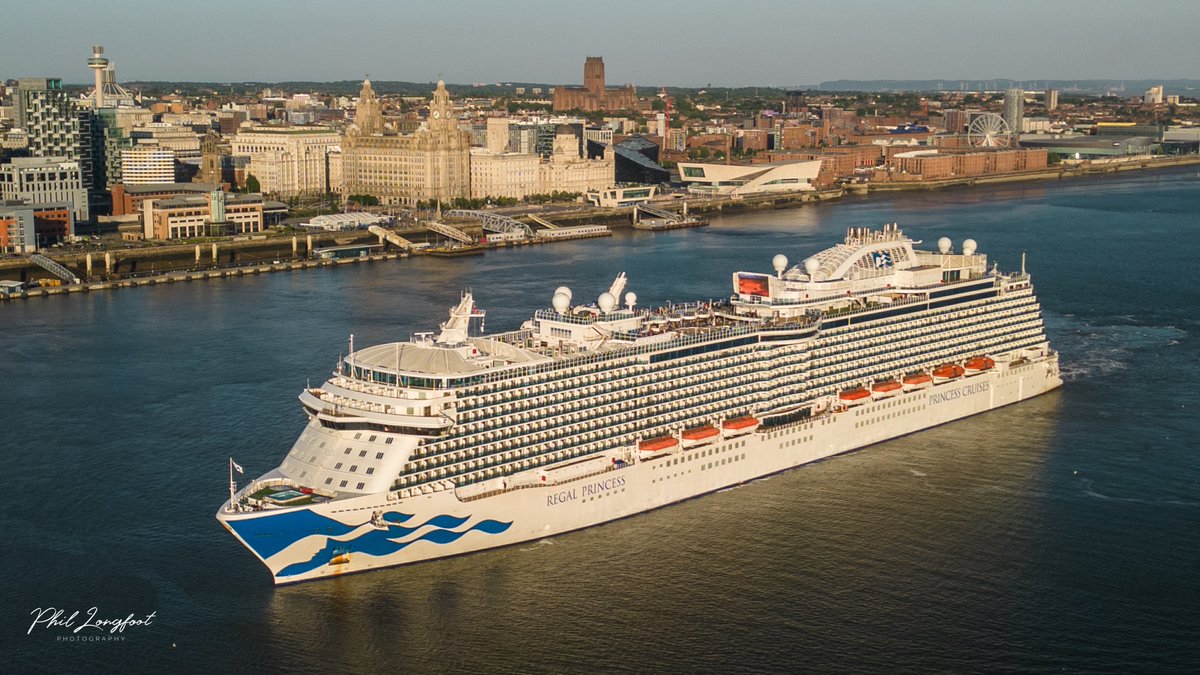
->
xmin=3 ymin=169 xmax=1198 ymax=673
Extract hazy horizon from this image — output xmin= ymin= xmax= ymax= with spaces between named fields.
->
xmin=3 ymin=0 xmax=1199 ymax=87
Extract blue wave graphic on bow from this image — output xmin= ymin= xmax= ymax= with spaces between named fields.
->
xmin=277 ymin=517 xmax=512 ymax=578
xmin=228 ymin=509 xmax=415 ymax=559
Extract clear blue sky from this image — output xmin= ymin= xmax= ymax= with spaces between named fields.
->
xmin=4 ymin=0 xmax=1199 ymax=86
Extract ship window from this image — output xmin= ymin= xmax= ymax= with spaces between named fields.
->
xmin=335 ymin=462 xmax=343 ymax=470
xmin=386 ymin=438 xmax=394 ymax=445
xmin=325 ymin=477 xmax=333 ymax=485
xmin=344 ymin=448 xmax=352 ymax=454
xmin=367 ymin=467 xmax=375 ymax=475
xmin=359 ymin=450 xmax=367 ymax=457
xmin=340 ymin=480 xmax=348 ymax=488
xmin=369 ymin=435 xmax=378 ymax=442
xmin=350 ymin=465 xmax=358 ymax=472
xmin=354 ymin=433 xmax=362 ymax=440
xmin=357 ymin=483 xmax=365 ymax=490
xmin=376 ymin=452 xmax=385 ymax=459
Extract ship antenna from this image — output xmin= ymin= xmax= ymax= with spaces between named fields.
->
xmin=1021 ymin=251 xmax=1027 ymax=276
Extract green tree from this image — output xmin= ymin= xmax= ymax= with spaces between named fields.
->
xmin=348 ymin=194 xmax=380 ymax=206
xmin=245 ymin=174 xmax=261 ymax=193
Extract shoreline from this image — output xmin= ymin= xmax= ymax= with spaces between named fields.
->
xmin=4 ymin=154 xmax=1198 ymax=303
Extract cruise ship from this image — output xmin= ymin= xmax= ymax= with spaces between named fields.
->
xmin=217 ymin=224 xmax=1061 ymax=584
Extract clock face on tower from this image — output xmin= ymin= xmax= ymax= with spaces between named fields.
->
xmin=432 ymin=111 xmax=440 ymax=119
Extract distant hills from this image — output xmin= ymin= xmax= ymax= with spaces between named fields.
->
xmin=814 ymin=79 xmax=1200 ymax=96
xmin=88 ymin=78 xmax=1200 ymax=98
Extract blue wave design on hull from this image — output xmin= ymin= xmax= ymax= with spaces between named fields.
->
xmin=277 ymin=518 xmax=513 ymax=578
xmin=227 ymin=509 xmax=406 ymax=559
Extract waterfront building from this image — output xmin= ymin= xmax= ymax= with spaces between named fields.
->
xmin=469 ymin=149 xmax=539 ymax=200
xmin=676 ymin=160 xmax=821 ymax=197
xmin=891 ymin=148 xmax=1048 ymax=179
xmin=143 ymin=190 xmax=264 ymax=239
xmin=537 ymin=125 xmax=614 ymax=195
xmin=110 ymin=182 xmax=223 ymax=216
xmin=585 ymin=185 xmax=657 ymax=208
xmin=231 ymin=126 xmax=341 ymax=197
xmin=1143 ymin=85 xmax=1164 ymax=105
xmin=120 ymin=146 xmax=177 ymax=184
xmin=0 ymin=157 xmax=89 ymax=221
xmin=469 ymin=125 xmax=614 ymax=200
xmin=552 ymin=57 xmax=636 ymax=112
xmin=341 ymin=79 xmax=470 ymax=206
xmin=611 ymin=135 xmax=670 ymax=184
xmin=0 ymin=200 xmax=74 ymax=252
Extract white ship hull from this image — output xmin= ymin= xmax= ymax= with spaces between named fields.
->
xmin=218 ymin=356 xmax=1060 ymax=584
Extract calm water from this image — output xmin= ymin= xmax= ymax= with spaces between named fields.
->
xmin=3 ymin=170 xmax=1199 ymax=673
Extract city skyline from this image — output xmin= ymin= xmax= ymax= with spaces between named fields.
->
xmin=3 ymin=0 xmax=1200 ymax=86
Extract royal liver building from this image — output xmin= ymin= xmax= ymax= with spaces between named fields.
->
xmin=341 ymin=79 xmax=470 ymax=206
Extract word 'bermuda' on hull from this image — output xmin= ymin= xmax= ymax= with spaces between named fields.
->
xmin=216 ymin=224 xmax=1061 ymax=584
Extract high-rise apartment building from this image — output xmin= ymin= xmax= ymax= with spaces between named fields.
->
xmin=1003 ymin=89 xmax=1024 ymax=139
xmin=1044 ymin=89 xmax=1059 ymax=111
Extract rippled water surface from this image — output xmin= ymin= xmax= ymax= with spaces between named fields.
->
xmin=3 ymin=169 xmax=1198 ymax=673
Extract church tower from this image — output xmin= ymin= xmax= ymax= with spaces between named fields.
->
xmin=584 ymin=56 xmax=605 ymax=96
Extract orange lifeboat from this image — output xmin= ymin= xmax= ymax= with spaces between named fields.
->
xmin=722 ymin=416 xmax=760 ymax=437
xmin=639 ymin=436 xmax=678 ymax=453
xmin=839 ymin=388 xmax=872 ymax=406
xmin=902 ymin=373 xmax=933 ymax=390
xmin=871 ymin=380 xmax=902 ymax=398
xmin=682 ymin=425 xmax=720 ymax=447
xmin=964 ymin=356 xmax=995 ymax=375
xmin=932 ymin=364 xmax=965 ymax=382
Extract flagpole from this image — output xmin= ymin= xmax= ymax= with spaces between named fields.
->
xmin=228 ymin=458 xmax=238 ymax=513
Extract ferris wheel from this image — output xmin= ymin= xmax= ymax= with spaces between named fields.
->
xmin=967 ymin=113 xmax=1012 ymax=148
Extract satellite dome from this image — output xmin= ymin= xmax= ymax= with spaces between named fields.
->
xmin=962 ymin=238 xmax=977 ymax=256
xmin=555 ymin=286 xmax=573 ymax=301
xmin=597 ymin=292 xmax=616 ymax=313
xmin=624 ymin=291 xmax=637 ymax=309
xmin=803 ymin=257 xmax=820 ymax=277
xmin=772 ymin=254 xmax=788 ymax=275
xmin=552 ymin=292 xmax=570 ymax=314
xmin=938 ymin=237 xmax=952 ymax=254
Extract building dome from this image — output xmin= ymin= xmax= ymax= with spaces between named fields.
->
xmin=555 ymin=124 xmax=577 ymax=137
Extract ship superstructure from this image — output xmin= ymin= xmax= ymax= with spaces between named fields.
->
xmin=217 ymin=224 xmax=1061 ymax=584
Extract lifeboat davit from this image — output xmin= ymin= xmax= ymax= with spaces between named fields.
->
xmin=964 ymin=356 xmax=995 ymax=375
xmin=871 ymin=380 xmax=902 ymax=398
xmin=682 ymin=425 xmax=720 ymax=447
xmin=839 ymin=388 xmax=872 ymax=406
xmin=902 ymin=373 xmax=933 ymax=390
xmin=722 ymin=416 xmax=760 ymax=437
xmin=932 ymin=364 xmax=965 ymax=383
xmin=638 ymin=436 xmax=678 ymax=455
